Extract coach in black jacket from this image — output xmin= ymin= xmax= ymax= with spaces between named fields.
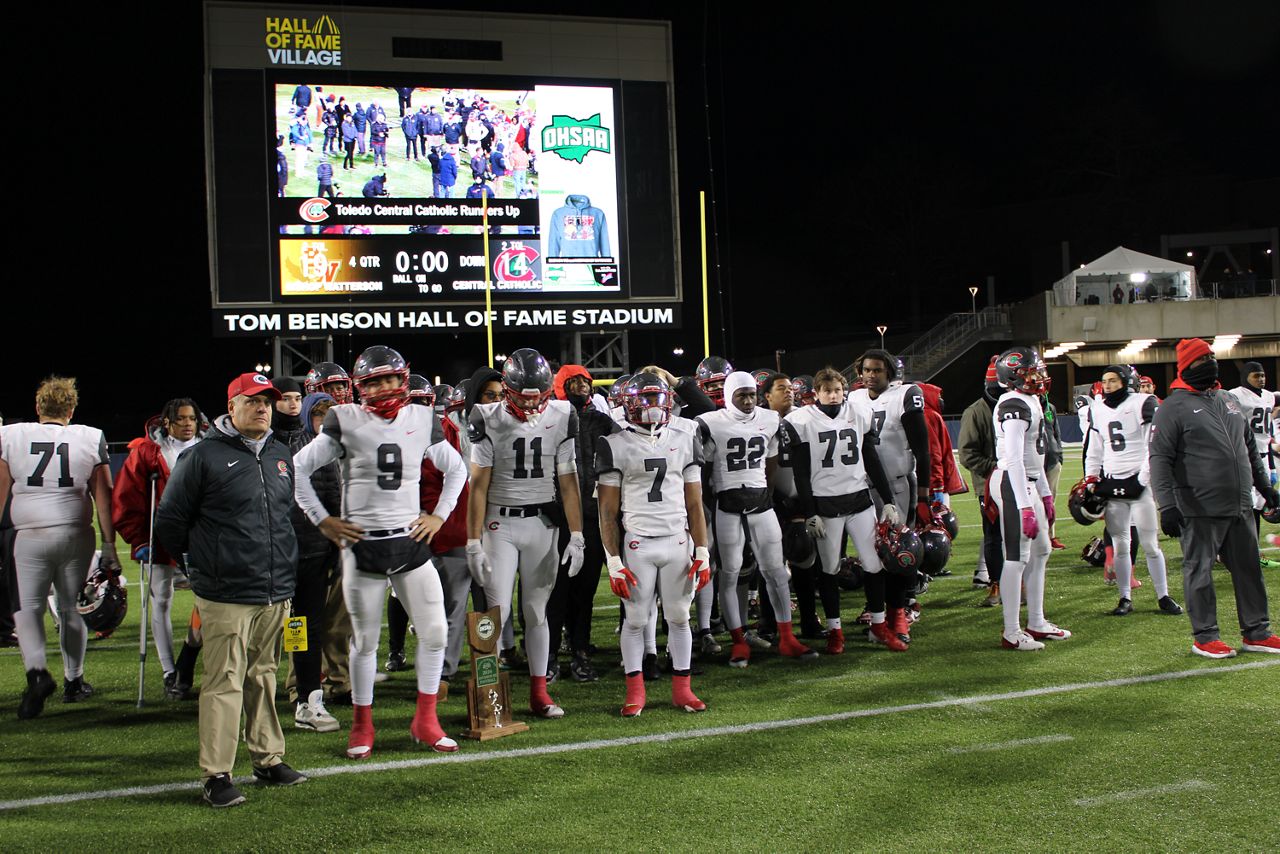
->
xmin=1149 ymin=339 xmax=1280 ymax=660
xmin=156 ymin=372 xmax=304 ymax=808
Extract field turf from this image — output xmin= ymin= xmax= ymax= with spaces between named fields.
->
xmin=2 ymin=450 xmax=1279 ymax=852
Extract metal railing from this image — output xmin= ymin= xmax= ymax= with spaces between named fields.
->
xmin=1198 ymin=279 xmax=1277 ymax=300
xmin=842 ymin=306 xmax=1011 ymax=382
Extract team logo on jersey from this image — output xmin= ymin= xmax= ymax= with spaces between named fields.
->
xmin=299 ymin=197 xmax=332 ymax=223
xmin=488 ymin=521 xmax=500 ymax=531
xmin=540 ymin=114 xmax=612 ymax=163
xmin=276 ymin=460 xmax=289 ymax=476
xmin=628 ymin=540 xmax=639 ymax=550
xmin=476 ymin=615 xmax=496 ymax=642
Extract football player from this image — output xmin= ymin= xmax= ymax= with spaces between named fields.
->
xmin=597 ymin=373 xmax=710 ymax=715
xmin=304 ymin=361 xmax=354 ymax=405
xmin=466 ymin=349 xmax=585 ymax=718
xmin=990 ymin=347 xmax=1069 ymax=651
xmin=695 ymin=356 xmax=733 ymax=409
xmin=1227 ymin=361 xmax=1278 ymax=567
xmin=1 ymin=377 xmax=120 ymax=717
xmin=697 ymin=371 xmax=817 ymax=666
xmin=1084 ymin=365 xmax=1182 ymax=616
xmin=850 ymin=350 xmax=933 ymax=643
xmin=784 ymin=368 xmax=902 ymax=653
xmin=294 ymin=346 xmax=466 ymax=758
xmin=112 ymin=398 xmax=207 ymax=699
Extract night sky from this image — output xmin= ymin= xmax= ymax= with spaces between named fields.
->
xmin=16 ymin=0 xmax=1279 ymax=439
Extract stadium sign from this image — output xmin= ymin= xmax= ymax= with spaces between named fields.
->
xmin=265 ymin=14 xmax=342 ymax=66
xmin=213 ymin=304 xmax=680 ymax=336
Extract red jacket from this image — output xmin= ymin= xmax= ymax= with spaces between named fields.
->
xmin=112 ymin=417 xmax=176 ymax=564
xmin=918 ymin=383 xmax=967 ymax=495
xmin=420 ymin=416 xmax=469 ymax=555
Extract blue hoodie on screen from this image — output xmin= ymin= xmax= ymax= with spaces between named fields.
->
xmin=547 ymin=194 xmax=610 ymax=258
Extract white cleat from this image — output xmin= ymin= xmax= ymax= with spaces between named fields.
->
xmin=1027 ymin=623 xmax=1073 ymax=641
xmin=1001 ymin=631 xmax=1045 ymax=652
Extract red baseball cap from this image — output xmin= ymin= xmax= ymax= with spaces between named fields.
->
xmin=227 ymin=372 xmax=282 ymax=402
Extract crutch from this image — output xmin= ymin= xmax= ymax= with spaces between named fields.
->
xmin=137 ymin=472 xmax=158 ymax=708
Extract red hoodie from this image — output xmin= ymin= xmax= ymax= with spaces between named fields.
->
xmin=553 ymin=364 xmax=592 ymax=400
xmin=917 ymin=382 xmax=967 ymax=495
xmin=419 ymin=415 xmax=469 ymax=554
xmin=112 ymin=416 xmax=177 ymax=563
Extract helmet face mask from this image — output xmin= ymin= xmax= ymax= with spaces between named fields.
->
xmin=502 ymin=348 xmax=553 ymax=423
xmin=407 ymin=373 xmax=434 ymax=407
xmin=352 ymin=346 xmax=410 ymax=418
xmin=305 ymin=361 xmax=353 ymax=404
xmin=622 ymin=373 xmax=672 ymax=430
xmin=77 ymin=556 xmax=127 ymax=633
xmin=695 ymin=356 xmax=733 ymax=407
xmin=1068 ymin=479 xmax=1107 ymax=525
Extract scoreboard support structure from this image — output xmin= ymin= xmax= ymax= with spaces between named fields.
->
xmin=560 ymin=330 xmax=630 ymax=379
xmin=271 ymin=336 xmax=337 ymax=381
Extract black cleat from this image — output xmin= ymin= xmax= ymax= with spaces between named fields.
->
xmin=569 ymin=653 xmax=599 ymax=682
xmin=63 ymin=676 xmax=94 ymax=703
xmin=1157 ymin=596 xmax=1184 ymax=615
xmin=384 ymin=650 xmax=408 ymax=672
xmin=18 ymin=669 xmax=56 ymax=720
xmin=203 ymin=774 xmax=246 ymax=808
xmin=1112 ymin=598 xmax=1133 ymax=616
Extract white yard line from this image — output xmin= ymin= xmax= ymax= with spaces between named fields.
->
xmin=1073 ymin=779 xmax=1210 ymax=807
xmin=2 ymin=658 xmax=1274 ymax=812
xmin=947 ymin=734 xmax=1074 ymax=754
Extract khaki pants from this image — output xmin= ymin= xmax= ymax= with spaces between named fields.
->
xmin=195 ymin=596 xmax=289 ymax=778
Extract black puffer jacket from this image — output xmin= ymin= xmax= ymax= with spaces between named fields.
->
xmin=276 ymin=394 xmax=341 ymax=559
xmin=155 ymin=416 xmax=298 ymax=605
xmin=575 ymin=405 xmax=619 ymax=512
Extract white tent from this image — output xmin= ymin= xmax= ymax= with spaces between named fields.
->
xmin=1052 ymin=246 xmax=1197 ymax=306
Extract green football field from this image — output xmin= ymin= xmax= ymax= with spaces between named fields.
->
xmin=3 ymin=450 xmax=1279 ymax=851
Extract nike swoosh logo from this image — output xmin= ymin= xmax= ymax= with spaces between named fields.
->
xmin=1193 ymin=409 xmax=1203 ymax=413
xmin=227 ymin=461 xmax=239 ymax=468
xmin=406 ymin=430 xmax=416 ymax=434
xmin=670 ymin=448 xmax=678 ymax=451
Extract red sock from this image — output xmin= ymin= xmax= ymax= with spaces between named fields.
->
xmin=778 ymin=621 xmax=796 ymax=641
xmin=671 ymin=674 xmax=705 ymax=711
xmin=729 ymin=626 xmax=747 ymax=645
xmin=622 ymin=672 xmax=645 ymax=715
xmin=530 ymin=675 xmax=553 ymax=707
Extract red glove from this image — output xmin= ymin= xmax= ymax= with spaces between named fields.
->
xmin=1042 ymin=495 xmax=1056 ymax=527
xmin=1021 ymin=507 xmax=1040 ymax=540
xmin=607 ymin=556 xmax=638 ymax=600
xmin=916 ymin=501 xmax=934 ymax=527
xmin=689 ymin=546 xmax=711 ymax=592
xmin=1083 ymin=475 xmax=1101 ymax=490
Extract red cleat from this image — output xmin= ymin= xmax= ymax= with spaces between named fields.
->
xmin=728 ymin=627 xmax=750 ymax=668
xmin=825 ymin=627 xmax=845 ymax=655
xmin=347 ymin=704 xmax=375 ymax=760
xmin=410 ymin=691 xmax=457 ymax=752
xmin=530 ymin=675 xmax=565 ymax=718
xmin=621 ymin=672 xmax=646 ymax=717
xmin=777 ymin=630 xmax=819 ymax=660
xmin=869 ymin=621 xmax=908 ymax=652
xmin=671 ymin=674 xmax=705 ymax=712
xmin=1050 ymin=537 xmax=1066 ymax=550
xmin=889 ymin=607 xmax=911 ymax=644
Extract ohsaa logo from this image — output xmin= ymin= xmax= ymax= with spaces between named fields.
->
xmin=541 ymin=114 xmax=612 ymax=163
xmin=299 ymin=197 xmax=331 ymax=223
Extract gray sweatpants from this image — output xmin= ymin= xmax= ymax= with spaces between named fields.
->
xmin=1179 ymin=513 xmax=1271 ymax=643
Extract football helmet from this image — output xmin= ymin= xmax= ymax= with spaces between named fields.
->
xmin=407 ymin=374 xmax=434 ymax=407
xmin=919 ymin=527 xmax=952 ymax=576
xmin=876 ymin=521 xmax=924 ymax=578
xmin=790 ymin=375 xmax=817 ymax=407
xmin=304 ymin=361 xmax=353 ymax=404
xmin=622 ymin=372 xmax=673 ymax=429
xmin=77 ymin=553 xmax=127 ymax=633
xmin=432 ymin=383 xmax=454 ymax=415
xmin=695 ymin=356 xmax=733 ymax=407
xmin=352 ymin=346 xmax=410 ymax=418
xmin=608 ymin=374 xmax=633 ymax=409
xmin=1081 ymin=536 xmax=1107 ymax=567
xmin=1261 ymin=505 xmax=1280 ymax=525
xmin=446 ymin=380 xmax=469 ymax=415
xmin=502 ymin=348 xmax=553 ymax=422
xmin=995 ymin=346 xmax=1047 ymax=394
xmin=782 ymin=520 xmax=817 ymax=570
xmin=931 ymin=500 xmax=959 ymax=540
xmin=1068 ymin=478 xmax=1107 ymax=526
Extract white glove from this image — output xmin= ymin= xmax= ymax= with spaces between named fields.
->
xmin=562 ymin=531 xmax=586 ymax=577
xmin=879 ymin=504 xmax=901 ymax=527
xmin=465 ymin=539 xmax=492 ymax=586
xmin=805 ymin=515 xmax=826 ymax=538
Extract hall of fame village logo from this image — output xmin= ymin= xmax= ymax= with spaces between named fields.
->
xmin=265 ymin=14 xmax=342 ymax=66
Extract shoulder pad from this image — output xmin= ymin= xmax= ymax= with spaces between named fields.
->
xmin=901 ymin=385 xmax=925 ymax=412
xmin=563 ymin=404 xmax=579 ymax=440
xmin=467 ymin=406 xmax=487 ymax=444
xmin=1140 ymin=395 xmax=1158 ymax=424
xmin=321 ymin=407 xmax=343 ymax=444
xmin=996 ymin=397 xmax=1033 ymax=423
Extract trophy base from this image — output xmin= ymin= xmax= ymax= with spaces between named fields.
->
xmin=463 ymin=721 xmax=530 ymax=741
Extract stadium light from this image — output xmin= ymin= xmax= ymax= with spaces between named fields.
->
xmin=1043 ymin=342 xmax=1084 ymax=359
xmin=255 ymin=363 xmax=272 ymax=374
xmin=1117 ymin=339 xmax=1157 ymax=357
xmin=1186 ymin=251 xmax=1194 ymax=257
xmin=1129 ymin=273 xmax=1147 ymax=283
xmin=673 ymin=346 xmax=685 ymax=356
xmin=1211 ymin=334 xmax=1241 ymax=352
xmin=968 ymin=286 xmax=979 ymax=314
xmin=876 ymin=325 xmax=887 ymax=349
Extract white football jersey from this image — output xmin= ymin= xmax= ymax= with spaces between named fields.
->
xmin=1084 ymin=393 xmax=1158 ymax=480
xmin=782 ymin=401 xmax=873 ymax=498
xmin=596 ymin=416 xmax=702 ymax=537
xmin=469 ymin=400 xmax=578 ymax=506
xmin=1228 ymin=385 xmax=1276 ymax=470
xmin=849 ymin=383 xmax=924 ymax=478
xmin=0 ymin=422 xmax=108 ymax=530
xmin=295 ymin=403 xmax=464 ymax=531
xmin=696 ymin=407 xmax=779 ymax=494
xmin=993 ymin=390 xmax=1046 ymax=479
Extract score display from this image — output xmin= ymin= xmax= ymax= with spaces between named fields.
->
xmin=273 ymin=82 xmax=622 ymax=301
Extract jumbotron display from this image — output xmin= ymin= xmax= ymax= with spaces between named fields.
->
xmin=273 ymin=82 xmax=621 ymax=300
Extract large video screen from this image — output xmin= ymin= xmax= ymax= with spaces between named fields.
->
xmin=272 ymin=81 xmax=621 ymax=301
